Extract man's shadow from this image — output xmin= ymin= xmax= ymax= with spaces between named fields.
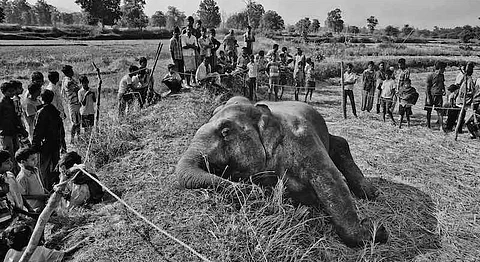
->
xmin=358 ymin=177 xmax=441 ymax=260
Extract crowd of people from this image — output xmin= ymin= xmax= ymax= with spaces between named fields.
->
xmin=342 ymin=58 xmax=480 ymax=138
xmin=0 ymin=68 xmax=104 ymax=260
xmin=162 ymin=16 xmax=317 ymax=102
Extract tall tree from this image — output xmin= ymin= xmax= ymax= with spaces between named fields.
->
xmin=165 ymin=6 xmax=185 ymax=30
xmin=348 ymin=25 xmax=360 ymax=34
xmin=226 ymin=12 xmax=248 ymax=29
xmin=150 ymin=10 xmax=166 ymax=27
xmin=61 ymin=12 xmax=74 ymax=25
xmin=310 ymin=18 xmax=320 ymax=33
xmin=244 ymin=0 xmax=264 ymax=29
xmin=385 ymin=25 xmax=400 ymax=37
xmin=296 ymin=17 xmax=311 ymax=39
xmin=260 ymin=10 xmax=284 ymax=31
xmin=197 ymin=0 xmax=221 ymax=28
xmin=401 ymin=24 xmax=414 ymax=36
xmin=366 ymin=15 xmax=378 ymax=34
xmin=0 ymin=7 xmax=4 ymax=23
xmin=121 ymin=0 xmax=148 ymax=30
xmin=34 ymin=0 xmax=55 ymax=25
xmin=325 ymin=8 xmax=344 ymax=33
xmin=75 ymin=0 xmax=121 ymax=26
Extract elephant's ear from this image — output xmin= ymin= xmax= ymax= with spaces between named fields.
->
xmin=254 ymin=104 xmax=284 ymax=160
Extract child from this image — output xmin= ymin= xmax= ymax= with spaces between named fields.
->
xmin=32 ymin=89 xmax=66 ymax=192
xmin=304 ymin=58 xmax=315 ymax=102
xmin=30 ymin=71 xmax=45 ymax=87
xmin=61 ymin=65 xmax=81 ymax=143
xmin=77 ymin=75 xmax=96 ymax=133
xmin=217 ymin=50 xmax=228 ymax=73
xmin=0 ymin=82 xmax=28 ymax=175
xmin=2 ymin=220 xmax=91 ymax=262
xmin=58 ymin=152 xmax=103 ymax=207
xmin=361 ymin=61 xmax=376 ymax=112
xmin=21 ymin=82 xmax=42 ymax=141
xmin=343 ymin=63 xmax=358 ymax=117
xmin=118 ymin=65 xmax=140 ymax=119
xmin=246 ymin=55 xmax=258 ymax=100
xmin=398 ymin=78 xmax=419 ymax=128
xmin=236 ymin=47 xmax=250 ymax=71
xmin=266 ymin=56 xmax=281 ymax=101
xmin=46 ymin=71 xmax=66 ymax=120
xmin=376 ymin=62 xmax=387 ymax=113
xmin=162 ymin=64 xmax=183 ymax=94
xmin=424 ymin=61 xmax=446 ymax=131
xmin=381 ymin=69 xmax=397 ymax=125
xmin=9 ymin=81 xmax=29 ymax=148
xmin=15 ymin=147 xmax=48 ymax=212
xmin=0 ymin=150 xmax=27 ymax=226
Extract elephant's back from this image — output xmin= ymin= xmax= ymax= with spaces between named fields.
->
xmin=257 ymin=101 xmax=330 ymax=149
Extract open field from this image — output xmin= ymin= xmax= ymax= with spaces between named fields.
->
xmin=0 ymin=38 xmax=479 ymax=261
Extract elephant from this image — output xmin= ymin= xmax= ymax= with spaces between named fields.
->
xmin=175 ymin=96 xmax=388 ymax=247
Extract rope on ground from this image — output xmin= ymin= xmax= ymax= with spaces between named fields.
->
xmin=72 ymin=164 xmax=212 ymax=262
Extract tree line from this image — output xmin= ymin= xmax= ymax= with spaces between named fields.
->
xmin=0 ymin=0 xmax=478 ymax=42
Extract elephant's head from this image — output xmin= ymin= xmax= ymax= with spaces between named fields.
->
xmin=176 ymin=100 xmax=284 ymax=189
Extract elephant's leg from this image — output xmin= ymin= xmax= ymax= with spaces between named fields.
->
xmin=328 ymin=135 xmax=378 ymax=200
xmin=307 ymin=166 xmax=387 ymax=247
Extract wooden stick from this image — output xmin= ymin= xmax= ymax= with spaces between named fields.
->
xmin=146 ymin=43 xmax=163 ymax=104
xmin=92 ymin=62 xmax=102 ymax=126
xmin=19 ymin=175 xmax=69 ymax=262
xmin=455 ymin=68 xmax=467 ymax=141
xmin=341 ymin=61 xmax=347 ymax=119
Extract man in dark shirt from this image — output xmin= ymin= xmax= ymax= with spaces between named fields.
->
xmin=425 ymin=61 xmax=446 ymax=131
xmin=0 ymin=82 xmax=28 ymax=175
xmin=32 ymin=89 xmax=66 ymax=191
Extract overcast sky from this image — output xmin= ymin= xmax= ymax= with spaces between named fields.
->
xmin=28 ymin=0 xmax=480 ymax=29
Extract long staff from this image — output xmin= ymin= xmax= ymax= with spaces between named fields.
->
xmin=146 ymin=42 xmax=163 ymax=104
xmin=92 ymin=62 xmax=102 ymax=125
xmin=454 ymin=67 xmax=467 ymax=141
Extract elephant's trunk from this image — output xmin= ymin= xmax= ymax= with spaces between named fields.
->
xmin=176 ymin=144 xmax=231 ymax=189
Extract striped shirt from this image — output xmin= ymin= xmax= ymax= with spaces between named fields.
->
xmin=169 ymin=36 xmax=183 ymax=60
xmin=61 ymin=76 xmax=80 ymax=106
xmin=267 ymin=62 xmax=280 ymax=77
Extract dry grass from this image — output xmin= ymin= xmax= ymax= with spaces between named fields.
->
xmin=0 ymin=38 xmax=479 ymax=262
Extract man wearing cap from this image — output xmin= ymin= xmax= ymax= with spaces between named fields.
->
xmin=61 ymin=65 xmax=81 ymax=143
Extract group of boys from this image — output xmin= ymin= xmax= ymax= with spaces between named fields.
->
xmin=342 ymin=58 xmax=480 ymax=138
xmin=117 ymin=57 xmax=155 ymax=118
xmin=0 ymin=65 xmax=107 ymax=260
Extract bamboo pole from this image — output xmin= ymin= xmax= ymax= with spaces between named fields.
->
xmin=19 ymin=175 xmax=70 ymax=262
xmin=146 ymin=42 xmax=163 ymax=105
xmin=92 ymin=62 xmax=102 ymax=125
xmin=341 ymin=61 xmax=347 ymax=119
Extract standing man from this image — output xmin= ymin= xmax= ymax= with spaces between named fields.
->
xmin=61 ymin=65 xmax=81 ymax=144
xmin=138 ymin=57 xmax=154 ymax=106
xmin=454 ymin=62 xmax=476 ymax=135
xmin=46 ymin=71 xmax=66 ymax=120
xmin=376 ymin=62 xmax=387 ymax=113
xmin=170 ymin=27 xmax=184 ymax=83
xmin=425 ymin=61 xmax=446 ymax=131
xmin=445 ymin=63 xmax=474 ymax=132
xmin=293 ymin=48 xmax=306 ymax=101
xmin=32 ymin=89 xmax=66 ymax=191
xmin=209 ymin=28 xmax=221 ymax=71
xmin=361 ymin=61 xmax=376 ymax=112
xmin=395 ymin=58 xmax=410 ymax=113
xmin=243 ymin=25 xmax=255 ymax=55
xmin=223 ymin=30 xmax=238 ymax=67
xmin=198 ymin=27 xmax=213 ymax=69
xmin=343 ymin=63 xmax=358 ymax=118
xmin=181 ymin=26 xmax=198 ymax=88
xmin=266 ymin=44 xmax=279 ymax=63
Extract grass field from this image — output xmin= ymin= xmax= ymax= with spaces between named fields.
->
xmin=0 ymin=37 xmax=479 ymax=262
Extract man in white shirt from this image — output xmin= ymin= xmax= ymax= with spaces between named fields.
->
xmin=118 ymin=65 xmax=140 ymax=118
xmin=181 ymin=26 xmax=198 ymax=87
xmin=195 ymin=57 xmax=221 ymax=88
xmin=162 ymin=64 xmax=183 ymax=94
xmin=343 ymin=63 xmax=358 ymax=117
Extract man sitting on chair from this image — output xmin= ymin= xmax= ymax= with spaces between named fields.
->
xmin=162 ymin=64 xmax=183 ymax=94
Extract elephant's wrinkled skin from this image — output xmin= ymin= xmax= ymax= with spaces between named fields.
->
xmin=175 ymin=96 xmax=388 ymax=247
